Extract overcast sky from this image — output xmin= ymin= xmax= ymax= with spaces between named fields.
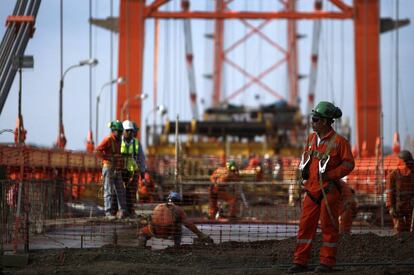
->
xmin=0 ymin=0 xmax=413 ymax=152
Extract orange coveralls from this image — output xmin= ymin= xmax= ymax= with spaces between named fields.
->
xmin=139 ymin=203 xmax=200 ymax=246
xmin=294 ymin=129 xmax=354 ymax=267
xmin=386 ymin=160 xmax=414 ymax=232
xmin=246 ymin=157 xmax=263 ymax=182
xmin=138 ymin=172 xmax=156 ymax=203
xmin=209 ymin=167 xmax=240 ymax=219
xmin=338 ymin=181 xmax=357 ymax=234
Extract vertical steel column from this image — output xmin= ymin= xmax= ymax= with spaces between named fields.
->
xmin=353 ymin=0 xmax=381 ymax=156
xmin=117 ymin=0 xmax=146 ymax=138
xmin=212 ymin=0 xmax=224 ymax=106
xmin=287 ymin=0 xmax=298 ymax=106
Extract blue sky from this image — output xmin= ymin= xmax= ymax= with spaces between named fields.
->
xmin=0 ymin=0 xmax=413 ymax=152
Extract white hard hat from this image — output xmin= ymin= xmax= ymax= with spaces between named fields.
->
xmin=122 ymin=120 xmax=134 ymax=130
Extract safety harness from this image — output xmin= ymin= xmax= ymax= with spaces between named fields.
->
xmin=121 ymin=138 xmax=139 ymax=173
xmin=302 ymin=133 xmax=341 ymax=206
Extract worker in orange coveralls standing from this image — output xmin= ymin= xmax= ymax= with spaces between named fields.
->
xmin=96 ymin=120 xmax=127 ymax=220
xmin=386 ymin=150 xmax=414 ymax=233
xmin=138 ymin=192 xmax=213 ymax=247
xmin=338 ymin=181 xmax=357 ymax=234
xmin=288 ymin=101 xmax=355 ymax=273
xmin=209 ymin=160 xmax=240 ymax=220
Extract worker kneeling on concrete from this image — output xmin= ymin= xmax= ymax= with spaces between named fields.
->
xmin=209 ymin=160 xmax=240 ymax=220
xmin=386 ymin=150 xmax=414 ymax=233
xmin=138 ymin=192 xmax=213 ymax=247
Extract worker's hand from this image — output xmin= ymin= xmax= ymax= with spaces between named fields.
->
xmin=389 ymin=207 xmax=398 ymax=218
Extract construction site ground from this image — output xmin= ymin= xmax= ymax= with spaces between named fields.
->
xmin=4 ymin=232 xmax=414 ymax=274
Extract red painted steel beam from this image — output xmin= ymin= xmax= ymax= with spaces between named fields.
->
xmin=225 ymin=57 xmax=287 ymax=102
xmin=223 ymin=20 xmax=271 ymax=55
xmin=329 ymin=0 xmax=353 ymax=12
xmin=148 ymin=10 xmax=353 ymax=20
xmin=287 ymin=0 xmax=298 ymax=106
xmin=224 ymin=57 xmax=285 ymax=101
xmin=117 ymin=0 xmax=146 ymax=138
xmin=353 ymin=0 xmax=380 ymax=157
xmin=145 ymin=0 xmax=170 ymax=16
xmin=239 ymin=20 xmax=287 ymax=54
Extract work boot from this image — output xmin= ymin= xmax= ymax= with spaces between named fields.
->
xmin=314 ymin=264 xmax=333 ymax=273
xmin=287 ymin=264 xmax=308 ymax=273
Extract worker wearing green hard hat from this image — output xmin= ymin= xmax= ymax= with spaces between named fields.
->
xmin=289 ymin=101 xmax=354 ymax=273
xmin=95 ymin=120 xmax=127 ymax=220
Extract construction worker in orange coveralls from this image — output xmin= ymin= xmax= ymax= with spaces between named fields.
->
xmin=138 ymin=192 xmax=213 ymax=247
xmin=138 ymin=171 xmax=156 ymax=203
xmin=209 ymin=160 xmax=240 ymax=220
xmin=386 ymin=150 xmax=414 ymax=233
xmin=96 ymin=120 xmax=127 ymax=220
xmin=338 ymin=181 xmax=357 ymax=234
xmin=288 ymin=101 xmax=355 ymax=273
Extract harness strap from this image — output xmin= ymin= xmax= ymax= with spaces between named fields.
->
xmin=305 ymin=181 xmax=340 ymax=205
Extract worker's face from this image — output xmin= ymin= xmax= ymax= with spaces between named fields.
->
xmin=124 ymin=129 xmax=133 ymax=139
xmin=112 ymin=130 xmax=123 ymax=140
xmin=311 ymin=115 xmax=328 ymax=133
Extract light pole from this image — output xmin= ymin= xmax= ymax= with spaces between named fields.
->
xmin=56 ymin=58 xmax=98 ymax=149
xmin=120 ymin=93 xmax=148 ymax=121
xmin=145 ymin=105 xmax=167 ymax=147
xmin=13 ymin=55 xmax=33 ymax=145
xmin=95 ymin=77 xmax=125 ymax=143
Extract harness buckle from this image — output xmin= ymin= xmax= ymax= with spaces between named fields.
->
xmin=299 ymin=152 xmax=311 ymax=170
xmin=318 ymin=155 xmax=330 ymax=174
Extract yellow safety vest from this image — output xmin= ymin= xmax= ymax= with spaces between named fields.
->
xmin=121 ymin=138 xmax=139 ymax=172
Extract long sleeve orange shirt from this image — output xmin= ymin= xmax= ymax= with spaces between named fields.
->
xmin=303 ymin=128 xmax=355 ymax=193
xmin=95 ymin=134 xmax=123 ymax=169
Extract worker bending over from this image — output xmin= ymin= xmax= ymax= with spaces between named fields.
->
xmin=289 ymin=101 xmax=355 ymax=273
xmin=209 ymin=160 xmax=240 ymax=220
xmin=386 ymin=150 xmax=414 ymax=233
xmin=138 ymin=192 xmax=213 ymax=247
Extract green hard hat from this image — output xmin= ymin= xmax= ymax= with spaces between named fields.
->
xmin=226 ymin=160 xmax=237 ymax=171
xmin=108 ymin=120 xmax=124 ymax=131
xmin=312 ymin=101 xmax=342 ymax=119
